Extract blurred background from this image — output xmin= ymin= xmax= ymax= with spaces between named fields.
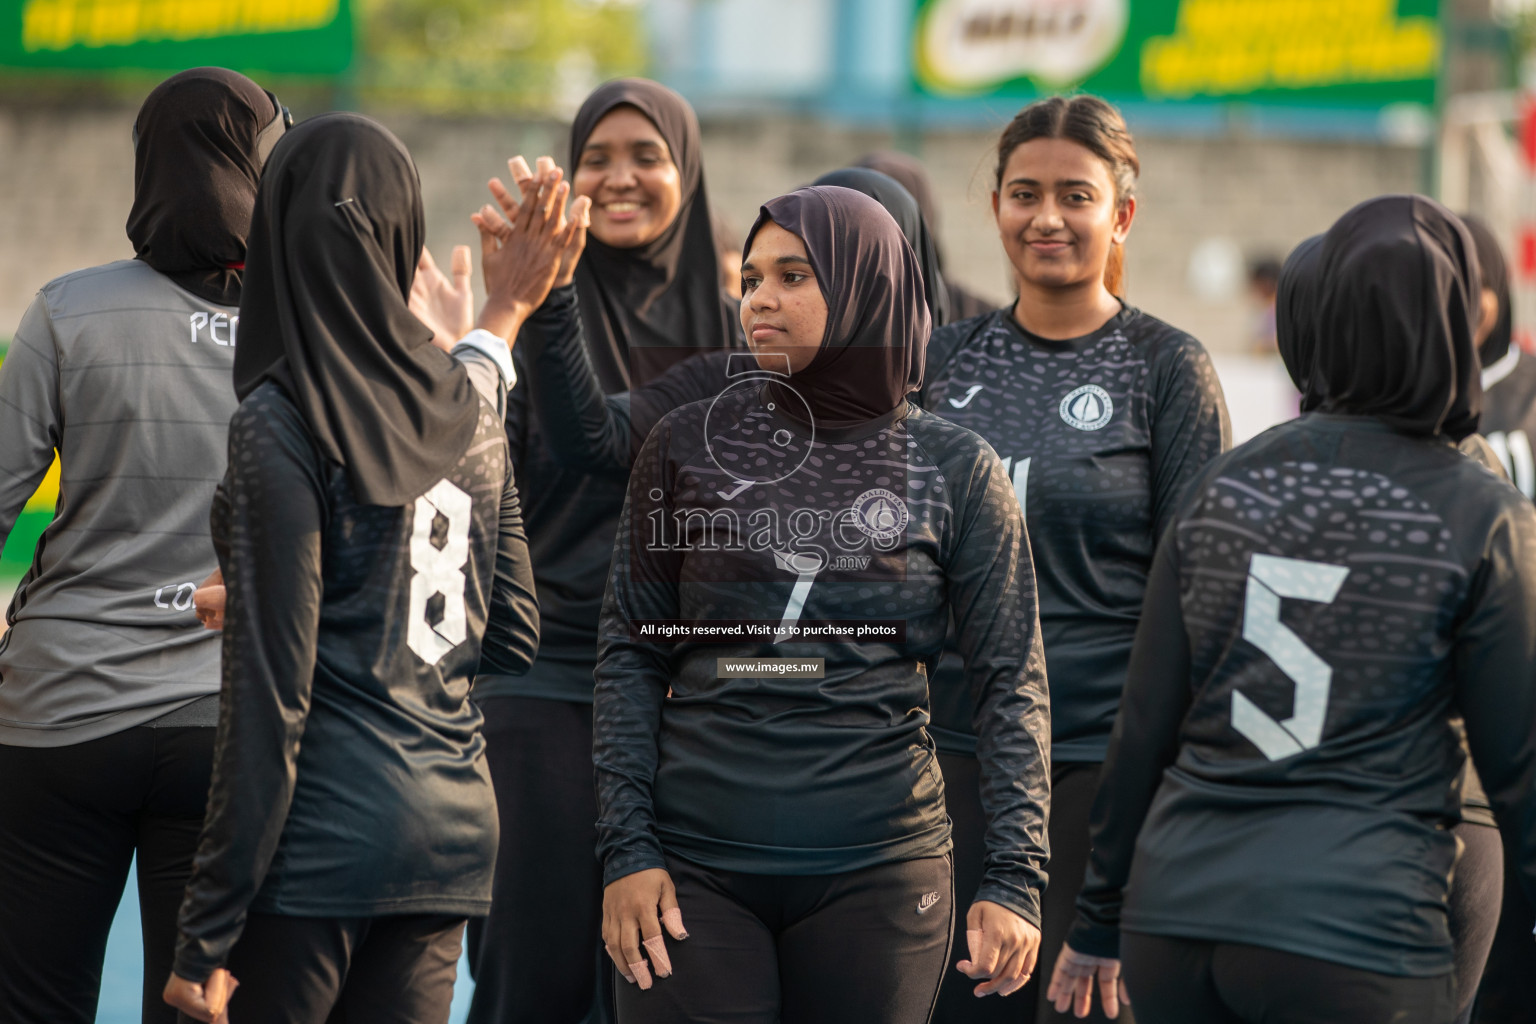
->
xmin=0 ymin=1 xmax=1531 ymax=1019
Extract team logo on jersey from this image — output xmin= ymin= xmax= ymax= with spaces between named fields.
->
xmin=850 ymin=488 xmax=909 ymax=543
xmin=1059 ymin=384 xmax=1114 ymax=431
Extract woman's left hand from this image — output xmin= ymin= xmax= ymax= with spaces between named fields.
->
xmin=409 ymin=245 xmax=475 ymax=351
xmin=955 ymin=900 xmax=1042 ymax=997
xmin=1046 ymin=943 xmax=1129 ymax=1019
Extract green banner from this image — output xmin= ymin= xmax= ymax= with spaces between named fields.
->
xmin=0 ymin=0 xmax=352 ymax=75
xmin=912 ymin=0 xmax=1441 ymax=107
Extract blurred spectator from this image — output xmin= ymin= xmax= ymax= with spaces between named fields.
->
xmin=858 ymin=150 xmax=996 ymax=320
xmin=714 ymin=210 xmax=742 ymax=300
xmin=1248 ymin=255 xmax=1283 ymax=355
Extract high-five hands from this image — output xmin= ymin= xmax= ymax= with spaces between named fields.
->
xmin=470 ymin=156 xmax=591 ymax=342
xmin=956 ymin=900 xmax=1042 ymax=998
xmin=410 ymin=244 xmax=475 ymax=351
xmin=602 ymin=867 xmax=689 ymax=991
xmin=1046 ymin=943 xmax=1130 ymax=1019
xmin=489 ymin=155 xmax=590 ymax=289
xmin=163 ymin=967 xmax=238 ymax=1024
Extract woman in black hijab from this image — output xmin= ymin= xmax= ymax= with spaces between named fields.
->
xmin=858 ymin=149 xmax=997 ymax=320
xmin=514 ymin=163 xmax=958 ymax=482
xmin=1048 ymin=194 xmax=1536 ymax=1024
xmin=0 ymin=67 xmax=280 ymax=1024
xmin=1279 ymin=230 xmax=1507 ymax=1024
xmin=465 ymin=78 xmax=741 ymax=1024
xmin=595 ymin=185 xmax=1051 ymax=1022
xmin=164 ymin=113 xmax=551 ymax=1024
xmin=128 ymin=66 xmax=286 ymax=306
xmin=1461 ymin=216 xmax=1536 ymax=501
xmin=813 ymin=166 xmax=952 ymax=327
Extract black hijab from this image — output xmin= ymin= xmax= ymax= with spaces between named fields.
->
xmin=812 ymin=167 xmax=952 ymax=327
xmin=1461 ymin=214 xmax=1514 ymax=368
xmin=569 ymin=79 xmax=737 ymax=390
xmin=745 ymin=186 xmax=930 ymax=427
xmin=233 ymin=113 xmax=481 ymax=508
xmin=127 ymin=67 xmax=279 ymax=306
xmin=856 ymin=151 xmax=941 ymax=238
xmin=1275 ymin=234 xmax=1323 ymax=404
xmin=1309 ymin=195 xmax=1482 ymax=440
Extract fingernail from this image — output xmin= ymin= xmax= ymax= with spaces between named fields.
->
xmin=642 ymin=935 xmax=672 ymax=977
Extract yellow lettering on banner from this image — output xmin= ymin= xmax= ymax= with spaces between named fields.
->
xmin=21 ymin=0 xmax=338 ymax=52
xmin=1142 ymin=0 xmax=1439 ymax=98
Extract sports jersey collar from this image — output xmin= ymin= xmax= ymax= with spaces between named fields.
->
xmin=1002 ymin=301 xmax=1135 ymax=352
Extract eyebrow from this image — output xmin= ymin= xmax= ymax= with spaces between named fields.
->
xmin=582 ymin=138 xmax=665 ymax=153
xmin=1005 ymin=177 xmax=1099 ymax=189
xmin=741 ymin=255 xmax=813 ymax=273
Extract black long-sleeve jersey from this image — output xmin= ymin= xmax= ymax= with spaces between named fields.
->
xmin=918 ymin=307 xmax=1229 ymax=760
xmin=173 ymin=377 xmax=539 ymax=982
xmin=1068 ymin=413 xmax=1536 ymax=978
xmin=594 ymin=387 xmax=1051 ymax=924
xmin=519 ymin=283 xmax=733 ymax=478
xmin=479 ymin=286 xmax=739 ymax=703
xmin=1480 ymin=348 xmax=1536 ymax=500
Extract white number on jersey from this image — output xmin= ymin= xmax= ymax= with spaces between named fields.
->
xmin=772 ymin=549 xmax=824 ymax=644
xmin=999 ymin=456 xmax=1032 ymax=517
xmin=406 ymin=479 xmax=474 ymax=665
xmin=1486 ymin=430 xmax=1535 ymax=499
xmin=1232 ymin=553 xmax=1349 ymax=760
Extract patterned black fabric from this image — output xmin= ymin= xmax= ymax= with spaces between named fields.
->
xmin=1070 ymin=414 xmax=1536 ymax=978
xmin=173 ymin=383 xmax=538 ymax=981
xmin=594 ymin=393 xmax=1050 ymax=924
xmin=920 ymin=306 xmax=1229 ymax=760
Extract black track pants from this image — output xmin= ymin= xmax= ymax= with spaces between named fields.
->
xmin=0 ymin=727 xmax=214 ymax=1024
xmin=935 ymin=756 xmax=1110 ymax=1024
xmin=1120 ymin=932 xmax=1456 ymax=1024
xmin=1448 ymin=822 xmax=1502 ymax=1024
xmin=1472 ymin=837 xmax=1536 ymax=1024
xmin=616 ymin=853 xmax=953 ymax=1024
xmin=222 ymin=913 xmax=464 ymax=1024
xmin=467 ymin=696 xmax=612 ymax=1024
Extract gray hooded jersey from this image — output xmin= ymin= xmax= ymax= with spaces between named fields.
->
xmin=0 ymin=260 xmax=239 ymax=745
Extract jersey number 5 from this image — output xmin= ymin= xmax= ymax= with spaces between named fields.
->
xmin=407 ymin=479 xmax=474 ymax=665
xmin=1233 ymin=553 xmax=1349 ymax=760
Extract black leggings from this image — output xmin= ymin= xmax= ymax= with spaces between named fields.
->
xmin=935 ymin=755 xmax=1108 ymax=1024
xmin=223 ymin=912 xmax=465 ymax=1024
xmin=0 ymin=727 xmax=214 ymax=1024
xmin=1120 ymin=932 xmax=1456 ymax=1024
xmin=616 ymin=853 xmax=953 ymax=1024
xmin=1448 ymin=822 xmax=1502 ymax=1024
xmin=1473 ymin=839 xmax=1536 ymax=1024
xmin=467 ymin=696 xmax=612 ymax=1024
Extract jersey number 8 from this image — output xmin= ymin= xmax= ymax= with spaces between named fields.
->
xmin=1233 ymin=553 xmax=1349 ymax=761
xmin=407 ymin=479 xmax=474 ymax=665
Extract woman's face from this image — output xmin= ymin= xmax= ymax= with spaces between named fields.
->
xmin=740 ymin=220 xmax=827 ymax=374
xmin=992 ymin=137 xmax=1134 ymax=292
xmin=573 ymin=106 xmax=684 ymax=249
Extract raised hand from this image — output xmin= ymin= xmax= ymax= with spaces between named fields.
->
xmin=491 ymin=156 xmax=590 ymax=288
xmin=409 ymin=244 xmax=475 ymax=351
xmin=470 ymin=156 xmax=589 ymax=342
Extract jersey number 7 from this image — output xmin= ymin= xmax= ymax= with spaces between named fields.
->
xmin=1233 ymin=553 xmax=1349 ymax=761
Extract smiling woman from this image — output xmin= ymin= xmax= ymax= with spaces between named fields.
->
xmin=916 ymin=94 xmax=1229 ymax=1024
